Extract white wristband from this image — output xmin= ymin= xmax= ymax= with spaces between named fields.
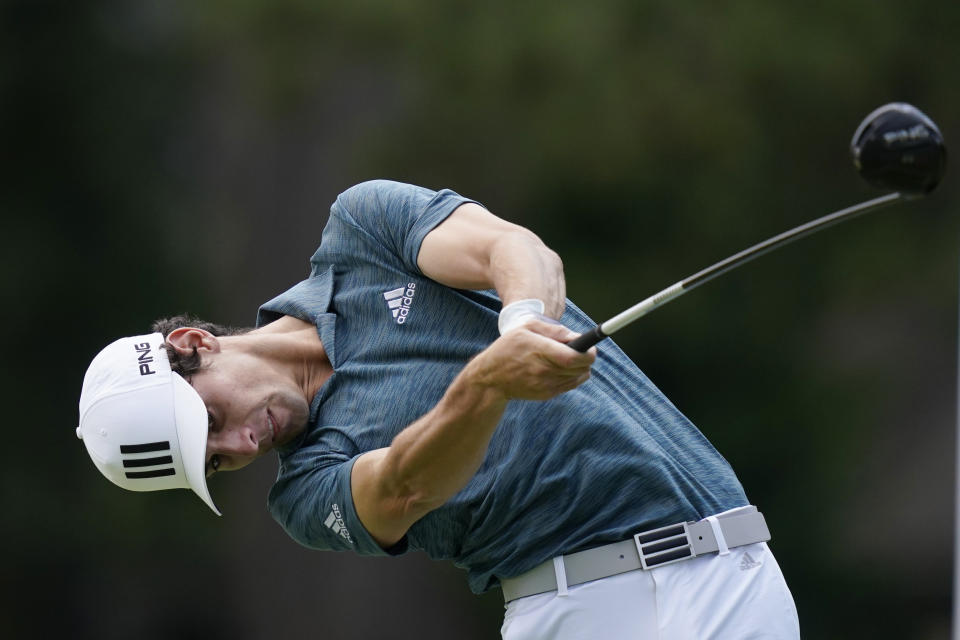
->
xmin=498 ymin=298 xmax=546 ymax=335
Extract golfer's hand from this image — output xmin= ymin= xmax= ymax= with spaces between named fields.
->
xmin=472 ymin=319 xmax=596 ymax=401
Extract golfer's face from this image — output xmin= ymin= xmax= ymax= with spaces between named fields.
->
xmin=187 ymin=350 xmax=309 ymax=476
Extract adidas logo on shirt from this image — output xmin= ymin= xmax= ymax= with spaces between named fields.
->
xmin=383 ymin=283 xmax=417 ymax=324
xmin=323 ymin=503 xmax=354 ymax=544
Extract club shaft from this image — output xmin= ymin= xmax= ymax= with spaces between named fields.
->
xmin=569 ymin=192 xmax=904 ymax=352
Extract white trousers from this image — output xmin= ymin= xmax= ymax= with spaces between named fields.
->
xmin=501 ymin=542 xmax=800 ymax=640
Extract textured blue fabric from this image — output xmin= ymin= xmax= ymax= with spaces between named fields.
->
xmin=258 ymin=180 xmax=748 ymax=594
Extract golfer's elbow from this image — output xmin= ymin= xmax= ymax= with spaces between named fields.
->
xmin=373 ymin=451 xmax=447 ymax=522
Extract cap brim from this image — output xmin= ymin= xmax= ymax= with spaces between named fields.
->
xmin=170 ymin=373 xmax=222 ymax=516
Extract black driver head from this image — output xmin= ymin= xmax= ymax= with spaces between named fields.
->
xmin=851 ymin=102 xmax=946 ymax=195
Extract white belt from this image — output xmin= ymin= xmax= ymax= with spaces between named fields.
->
xmin=500 ymin=505 xmax=770 ymax=603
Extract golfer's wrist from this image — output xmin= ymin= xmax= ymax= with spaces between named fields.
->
xmin=498 ymin=298 xmax=546 ymax=335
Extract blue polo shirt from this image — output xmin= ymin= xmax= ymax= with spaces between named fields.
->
xmin=258 ymin=180 xmax=748 ymax=594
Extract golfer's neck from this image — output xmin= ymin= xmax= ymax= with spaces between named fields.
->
xmin=244 ymin=314 xmax=334 ymax=398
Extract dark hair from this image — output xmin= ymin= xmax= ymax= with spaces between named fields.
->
xmin=151 ymin=314 xmax=250 ymax=378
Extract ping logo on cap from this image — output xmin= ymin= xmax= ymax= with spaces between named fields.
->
xmin=133 ymin=342 xmax=157 ymax=376
xmin=120 ymin=441 xmax=175 ymax=479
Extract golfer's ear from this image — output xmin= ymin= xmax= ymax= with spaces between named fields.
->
xmin=165 ymin=327 xmax=220 ymax=357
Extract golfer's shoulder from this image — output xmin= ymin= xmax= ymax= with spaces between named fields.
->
xmin=335 ymin=179 xmax=423 ymax=211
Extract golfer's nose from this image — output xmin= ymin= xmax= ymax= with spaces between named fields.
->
xmin=208 ymin=426 xmax=260 ymax=461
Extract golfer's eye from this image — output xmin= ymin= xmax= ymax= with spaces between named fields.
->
xmin=207 ymin=454 xmax=221 ymax=478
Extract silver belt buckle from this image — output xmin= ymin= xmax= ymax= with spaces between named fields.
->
xmin=633 ymin=521 xmax=696 ymax=569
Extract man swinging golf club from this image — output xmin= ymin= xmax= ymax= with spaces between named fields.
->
xmin=79 ymin=101 xmax=947 ymax=639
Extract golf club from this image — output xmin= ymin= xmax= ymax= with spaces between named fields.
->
xmin=568 ymin=102 xmax=947 ymax=352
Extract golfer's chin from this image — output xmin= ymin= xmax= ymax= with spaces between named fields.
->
xmin=270 ymin=403 xmax=309 ymax=447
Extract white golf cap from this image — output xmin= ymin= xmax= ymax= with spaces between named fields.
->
xmin=77 ymin=332 xmax=220 ymax=516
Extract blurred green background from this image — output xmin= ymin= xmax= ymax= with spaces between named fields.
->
xmin=3 ymin=0 xmax=958 ymax=638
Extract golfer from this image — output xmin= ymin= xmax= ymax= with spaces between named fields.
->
xmin=78 ymin=180 xmax=800 ymax=639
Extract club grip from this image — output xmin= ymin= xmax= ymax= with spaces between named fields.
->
xmin=568 ymin=325 xmax=607 ymax=352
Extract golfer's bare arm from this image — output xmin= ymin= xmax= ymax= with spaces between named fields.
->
xmin=418 ymin=202 xmax=567 ymax=319
xmin=351 ymin=203 xmax=592 ymax=548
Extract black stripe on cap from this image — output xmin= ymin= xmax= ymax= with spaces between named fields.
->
xmin=120 ymin=441 xmax=170 ymax=454
xmin=122 ymin=456 xmax=174 ymax=468
xmin=125 ymin=468 xmax=176 ymax=479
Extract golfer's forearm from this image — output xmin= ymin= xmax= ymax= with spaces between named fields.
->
xmin=384 ymin=358 xmax=508 ymax=514
xmin=355 ymin=325 xmax=592 ymax=547
xmin=488 ymin=231 xmax=566 ymax=319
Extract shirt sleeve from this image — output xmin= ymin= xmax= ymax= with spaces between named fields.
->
xmin=268 ymin=447 xmax=408 ymax=557
xmin=330 ymin=179 xmax=480 ymax=275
